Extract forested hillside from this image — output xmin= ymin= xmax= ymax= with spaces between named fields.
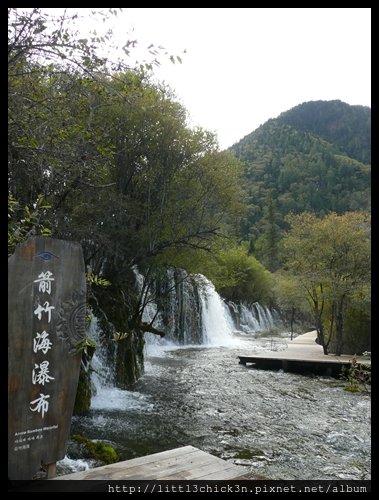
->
xmin=276 ymin=100 xmax=371 ymax=164
xmin=230 ymin=101 xmax=371 ymax=271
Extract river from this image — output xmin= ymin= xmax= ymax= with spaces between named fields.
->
xmin=68 ymin=332 xmax=371 ymax=480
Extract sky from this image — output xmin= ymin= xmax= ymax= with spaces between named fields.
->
xmin=46 ymin=8 xmax=371 ymax=150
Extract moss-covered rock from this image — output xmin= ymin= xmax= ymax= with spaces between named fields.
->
xmin=72 ymin=434 xmax=118 ymax=464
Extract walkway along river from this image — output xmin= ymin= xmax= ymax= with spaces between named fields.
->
xmin=69 ymin=332 xmax=371 ymax=480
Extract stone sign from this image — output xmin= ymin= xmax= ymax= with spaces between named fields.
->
xmin=8 ymin=237 xmax=86 ymax=479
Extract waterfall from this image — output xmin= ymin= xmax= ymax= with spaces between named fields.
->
xmin=254 ymin=302 xmax=274 ymax=330
xmin=87 ymin=269 xmax=280 ymax=409
xmin=90 ymin=316 xmax=115 ymax=395
xmin=133 ymin=266 xmax=204 ymax=345
xmin=89 ymin=316 xmax=152 ymax=411
xmin=155 ymin=268 xmax=203 ymax=344
xmin=135 ymin=266 xmax=278 ymax=346
xmin=230 ymin=302 xmax=276 ymax=333
xmin=199 ymin=276 xmax=235 ymax=345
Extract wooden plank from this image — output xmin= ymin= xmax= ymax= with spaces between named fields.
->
xmin=122 ymin=450 xmax=230 ymax=480
xmin=238 ymin=330 xmax=369 ymax=377
xmin=110 ymin=444 xmax=199 ymax=466
xmin=163 ymin=457 xmax=245 ymax=480
xmin=54 ymin=446 xmax=199 ymax=480
xmin=240 ymin=356 xmax=352 ymax=365
xmin=52 ymin=446 xmax=244 ymax=481
xmin=92 ymin=449 xmax=214 ymax=480
xmin=238 ymin=356 xmax=352 ymax=377
xmin=198 ymin=466 xmax=248 ymax=480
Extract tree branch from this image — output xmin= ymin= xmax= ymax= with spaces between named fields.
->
xmin=140 ymin=322 xmax=165 ymax=337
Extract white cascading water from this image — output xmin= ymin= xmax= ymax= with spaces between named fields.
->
xmin=199 ymin=276 xmax=236 ymax=346
xmin=242 ymin=303 xmax=260 ymax=331
xmin=230 ymin=301 xmax=276 ymax=333
xmin=57 ymin=455 xmax=92 ymax=475
xmin=134 ymin=267 xmax=237 ymax=347
xmin=253 ymin=303 xmax=275 ymax=330
xmin=90 ymin=316 xmax=114 ymax=393
xmin=134 ymin=266 xmax=278 ymax=347
xmin=88 ymin=268 xmax=279 ymax=408
xmin=89 ymin=316 xmax=153 ymax=411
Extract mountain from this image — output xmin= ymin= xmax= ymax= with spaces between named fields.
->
xmin=229 ymin=100 xmax=371 ymax=269
xmin=275 ymin=100 xmax=371 ymax=164
xmin=231 ymin=100 xmax=371 ymax=223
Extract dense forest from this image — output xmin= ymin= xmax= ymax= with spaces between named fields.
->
xmin=8 ymin=9 xmax=371 ymax=412
xmin=230 ymin=102 xmax=371 ymax=271
xmin=275 ymin=100 xmax=371 ymax=164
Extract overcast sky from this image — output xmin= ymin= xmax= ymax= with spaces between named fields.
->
xmin=46 ymin=8 xmax=371 ymax=150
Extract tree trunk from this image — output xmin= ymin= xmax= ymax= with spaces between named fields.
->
xmin=328 ymin=301 xmax=335 ymax=351
xmin=335 ymin=296 xmax=345 ymax=356
xmin=316 ymin=314 xmax=328 ymax=354
xmin=290 ymin=307 xmax=295 ymax=341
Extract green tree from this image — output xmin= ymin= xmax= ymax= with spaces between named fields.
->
xmin=255 ymin=195 xmax=282 ymax=271
xmin=206 ymin=246 xmax=273 ymax=305
xmin=282 ymin=212 xmax=370 ymax=355
xmin=273 ymin=272 xmax=309 ymax=340
xmin=8 ymin=194 xmax=52 ymax=256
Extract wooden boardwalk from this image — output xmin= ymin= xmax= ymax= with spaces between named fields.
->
xmin=238 ymin=331 xmax=370 ymax=377
xmin=52 ymin=446 xmax=246 ymax=480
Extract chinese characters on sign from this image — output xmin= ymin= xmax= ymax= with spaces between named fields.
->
xmin=30 ymin=271 xmax=56 ymax=419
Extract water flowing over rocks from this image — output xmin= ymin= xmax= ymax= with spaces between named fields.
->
xmin=66 ymin=270 xmax=370 ymax=480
